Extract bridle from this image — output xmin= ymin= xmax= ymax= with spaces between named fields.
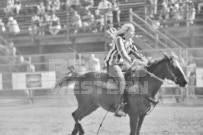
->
xmin=130 ymin=59 xmax=178 ymax=115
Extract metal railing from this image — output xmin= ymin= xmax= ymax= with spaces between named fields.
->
xmin=146 ymin=17 xmax=188 ymax=48
xmin=129 ymin=8 xmax=186 ymax=49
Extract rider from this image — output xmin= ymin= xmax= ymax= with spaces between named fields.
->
xmin=104 ymin=23 xmax=147 ymax=117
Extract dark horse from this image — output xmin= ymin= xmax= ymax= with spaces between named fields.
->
xmin=55 ymin=54 xmax=188 ymax=135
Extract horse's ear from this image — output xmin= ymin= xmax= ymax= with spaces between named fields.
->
xmin=163 ymin=53 xmax=170 ymax=60
xmin=170 ymin=52 xmax=178 ymax=60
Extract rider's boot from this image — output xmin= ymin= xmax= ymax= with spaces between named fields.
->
xmin=115 ymin=103 xmax=126 ymax=117
xmin=114 ymin=95 xmax=126 ymax=117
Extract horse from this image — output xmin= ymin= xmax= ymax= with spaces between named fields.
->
xmin=55 ymin=54 xmax=188 ymax=135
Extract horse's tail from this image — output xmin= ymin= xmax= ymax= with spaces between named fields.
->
xmin=55 ymin=72 xmax=79 ymax=88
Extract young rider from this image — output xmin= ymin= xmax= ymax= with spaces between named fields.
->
xmin=105 ymin=23 xmax=147 ymax=117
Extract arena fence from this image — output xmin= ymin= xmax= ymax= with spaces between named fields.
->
xmin=0 ymin=48 xmax=203 ymax=105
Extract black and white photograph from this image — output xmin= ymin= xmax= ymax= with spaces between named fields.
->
xmin=0 ymin=0 xmax=203 ymax=135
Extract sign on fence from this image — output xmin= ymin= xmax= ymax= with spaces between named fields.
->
xmin=196 ymin=68 xmax=203 ymax=87
xmin=12 ymin=71 xmax=56 ymax=90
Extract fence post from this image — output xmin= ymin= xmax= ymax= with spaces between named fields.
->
xmin=144 ymin=4 xmax=148 ymax=21
xmin=129 ymin=8 xmax=132 ymax=22
xmin=66 ymin=3 xmax=70 ymax=41
xmin=31 ymin=21 xmax=35 ymax=42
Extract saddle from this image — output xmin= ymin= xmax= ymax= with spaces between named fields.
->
xmin=99 ymin=65 xmax=146 ymax=94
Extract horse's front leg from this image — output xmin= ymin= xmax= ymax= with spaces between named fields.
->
xmin=136 ymin=115 xmax=145 ymax=135
xmin=129 ymin=113 xmax=139 ymax=135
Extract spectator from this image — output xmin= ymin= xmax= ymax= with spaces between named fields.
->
xmin=7 ymin=17 xmax=20 ymax=35
xmin=111 ymin=0 xmax=120 ymax=28
xmin=198 ymin=1 xmax=203 ymax=13
xmin=188 ymin=8 xmax=196 ymax=26
xmin=27 ymin=62 xmax=35 ymax=72
xmin=81 ymin=0 xmax=93 ymax=10
xmin=87 ymin=54 xmax=101 ymax=72
xmin=60 ymin=0 xmax=66 ymax=11
xmin=38 ymin=15 xmax=46 ymax=35
xmin=29 ymin=14 xmax=40 ymax=35
xmin=151 ymin=18 xmax=160 ymax=29
xmin=159 ymin=2 xmax=170 ymax=27
xmin=70 ymin=0 xmax=81 ymax=10
xmin=6 ymin=41 xmax=17 ymax=57
xmin=37 ymin=2 xmax=46 ymax=15
xmin=93 ymin=9 xmax=104 ymax=32
xmin=52 ymin=0 xmax=60 ymax=11
xmin=44 ymin=13 xmax=51 ymax=34
xmin=5 ymin=41 xmax=17 ymax=64
xmin=26 ymin=57 xmax=35 ymax=72
xmin=72 ymin=11 xmax=82 ymax=33
xmin=82 ymin=10 xmax=94 ymax=32
xmin=49 ymin=13 xmax=61 ymax=35
xmin=24 ymin=57 xmax=35 ymax=104
xmin=13 ymin=0 xmax=21 ymax=15
xmin=171 ymin=5 xmax=183 ymax=26
xmin=98 ymin=0 xmax=113 ymax=25
xmin=4 ymin=0 xmax=14 ymax=16
xmin=46 ymin=0 xmax=54 ymax=13
xmin=0 ymin=19 xmax=6 ymax=33
xmin=149 ymin=0 xmax=158 ymax=17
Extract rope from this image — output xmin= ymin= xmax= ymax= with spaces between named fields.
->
xmin=96 ymin=110 xmax=110 ymax=135
xmin=96 ymin=102 xmax=115 ymax=135
xmin=142 ymin=68 xmax=176 ymax=86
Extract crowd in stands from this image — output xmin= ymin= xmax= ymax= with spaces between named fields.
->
xmin=4 ymin=0 xmax=22 ymax=16
xmin=2 ymin=0 xmax=203 ymax=37
xmin=70 ymin=0 xmax=120 ymax=33
xmin=148 ymin=0 xmax=196 ymax=27
xmin=29 ymin=0 xmax=62 ymax=36
xmin=0 ymin=0 xmax=121 ymax=36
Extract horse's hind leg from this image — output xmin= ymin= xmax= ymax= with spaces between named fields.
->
xmin=71 ymin=104 xmax=98 ymax=135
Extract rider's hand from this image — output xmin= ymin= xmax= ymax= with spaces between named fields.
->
xmin=132 ymin=60 xmax=147 ymax=67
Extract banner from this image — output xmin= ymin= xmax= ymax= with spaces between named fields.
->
xmin=196 ymin=68 xmax=203 ymax=87
xmin=12 ymin=71 xmax=56 ymax=90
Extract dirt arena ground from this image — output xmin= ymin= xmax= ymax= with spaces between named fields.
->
xmin=0 ymin=95 xmax=203 ymax=135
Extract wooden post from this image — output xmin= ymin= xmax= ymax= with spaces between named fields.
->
xmin=129 ymin=8 xmax=132 ymax=22
xmin=66 ymin=0 xmax=70 ymax=41
xmin=155 ymin=33 xmax=158 ymax=48
xmin=31 ymin=21 xmax=35 ymax=42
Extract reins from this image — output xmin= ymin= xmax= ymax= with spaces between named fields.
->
xmin=142 ymin=67 xmax=176 ymax=86
xmin=130 ymin=63 xmax=177 ymax=115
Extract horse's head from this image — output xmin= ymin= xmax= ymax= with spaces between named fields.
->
xmin=161 ymin=54 xmax=188 ymax=87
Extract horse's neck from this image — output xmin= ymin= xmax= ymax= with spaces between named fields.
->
xmin=141 ymin=64 xmax=166 ymax=99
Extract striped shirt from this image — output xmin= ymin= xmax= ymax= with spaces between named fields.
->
xmin=105 ymin=36 xmax=140 ymax=66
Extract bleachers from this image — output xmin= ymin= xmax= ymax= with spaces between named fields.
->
xmin=0 ymin=0 xmax=147 ymax=39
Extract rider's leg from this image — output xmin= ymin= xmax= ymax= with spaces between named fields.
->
xmin=108 ymin=65 xmax=126 ymax=116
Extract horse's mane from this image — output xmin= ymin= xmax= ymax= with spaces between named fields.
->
xmin=147 ymin=56 xmax=166 ymax=71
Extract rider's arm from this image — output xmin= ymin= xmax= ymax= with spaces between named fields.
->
xmin=130 ymin=45 xmax=147 ymax=62
xmin=115 ymin=37 xmax=132 ymax=63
